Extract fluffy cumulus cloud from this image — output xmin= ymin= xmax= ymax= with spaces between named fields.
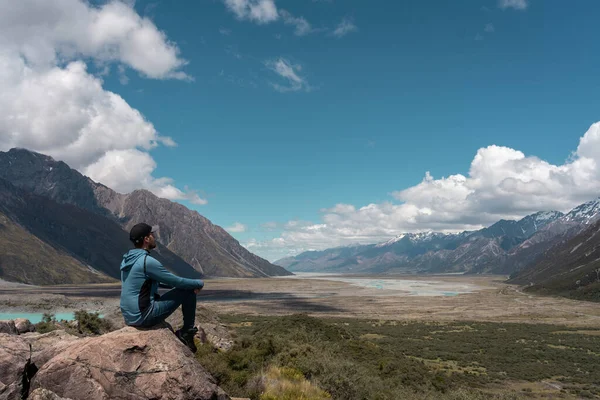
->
xmin=499 ymin=0 xmax=528 ymax=10
xmin=265 ymin=58 xmax=310 ymax=92
xmin=247 ymin=123 xmax=600 ymax=261
xmin=223 ymin=0 xmax=278 ymax=24
xmin=0 ymin=0 xmax=205 ymax=204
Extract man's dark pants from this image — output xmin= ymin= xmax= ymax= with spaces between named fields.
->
xmin=139 ymin=288 xmax=197 ymax=330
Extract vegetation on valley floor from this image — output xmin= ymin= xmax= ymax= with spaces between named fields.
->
xmin=196 ymin=314 xmax=600 ymax=400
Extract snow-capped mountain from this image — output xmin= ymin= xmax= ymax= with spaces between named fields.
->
xmin=375 ymin=232 xmax=463 ymax=248
xmin=562 ymin=198 xmax=600 ymax=224
xmin=275 ymin=202 xmax=595 ymax=275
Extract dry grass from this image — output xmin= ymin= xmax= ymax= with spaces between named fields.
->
xmin=259 ymin=366 xmax=331 ymax=400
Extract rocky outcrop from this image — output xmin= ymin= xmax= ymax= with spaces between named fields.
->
xmin=0 ymin=330 xmax=80 ymax=400
xmin=0 ymin=320 xmax=17 ymax=335
xmin=0 ymin=318 xmax=35 ymax=335
xmin=196 ymin=323 xmax=234 ymax=352
xmin=0 ymin=324 xmax=231 ymax=400
xmin=30 ymin=326 xmax=230 ymax=400
xmin=15 ymin=318 xmax=34 ymax=334
xmin=0 ymin=332 xmax=31 ymax=399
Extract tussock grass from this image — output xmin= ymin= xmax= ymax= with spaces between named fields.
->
xmin=259 ymin=366 xmax=331 ymax=400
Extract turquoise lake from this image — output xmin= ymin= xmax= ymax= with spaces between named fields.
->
xmin=0 ymin=312 xmax=102 ymax=323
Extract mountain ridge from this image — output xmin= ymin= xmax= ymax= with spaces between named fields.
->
xmin=0 ymin=148 xmax=291 ymax=280
xmin=275 ymin=204 xmax=600 ymax=275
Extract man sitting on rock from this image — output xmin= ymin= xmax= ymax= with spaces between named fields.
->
xmin=120 ymin=222 xmax=203 ymax=352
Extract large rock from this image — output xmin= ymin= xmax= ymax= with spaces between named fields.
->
xmin=0 ymin=320 xmax=17 ymax=335
xmin=21 ymin=330 xmax=80 ymax=367
xmin=31 ymin=326 xmax=230 ymax=400
xmin=0 ymin=330 xmax=80 ymax=400
xmin=15 ymin=318 xmax=34 ymax=334
xmin=0 ymin=333 xmax=30 ymax=399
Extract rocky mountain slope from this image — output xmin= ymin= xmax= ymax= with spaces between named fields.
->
xmin=0 ymin=177 xmax=199 ymax=284
xmin=507 ymin=219 xmax=600 ymax=302
xmin=0 ymin=148 xmax=290 ymax=278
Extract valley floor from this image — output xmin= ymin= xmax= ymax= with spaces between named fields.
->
xmin=2 ymin=275 xmax=600 ymax=399
xmin=1 ymin=274 xmax=600 ymax=328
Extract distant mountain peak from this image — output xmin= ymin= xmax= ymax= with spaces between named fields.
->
xmin=528 ymin=210 xmax=563 ymax=222
xmin=375 ymin=234 xmax=407 ymax=248
xmin=375 ymin=231 xmax=452 ymax=248
xmin=563 ymin=198 xmax=600 ymax=224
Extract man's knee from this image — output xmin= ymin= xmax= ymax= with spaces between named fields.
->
xmin=175 ymin=288 xmax=196 ymax=299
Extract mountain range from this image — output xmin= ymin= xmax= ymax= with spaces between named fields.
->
xmin=276 ymin=199 xmax=600 ymax=295
xmin=0 ymin=148 xmax=291 ymax=284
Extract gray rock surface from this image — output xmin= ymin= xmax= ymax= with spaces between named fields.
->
xmin=14 ymin=318 xmax=34 ymax=334
xmin=0 ymin=320 xmax=17 ymax=335
xmin=0 ymin=333 xmax=30 ymax=399
xmin=29 ymin=388 xmax=72 ymax=400
xmin=31 ymin=326 xmax=230 ymax=400
xmin=196 ymin=323 xmax=234 ymax=352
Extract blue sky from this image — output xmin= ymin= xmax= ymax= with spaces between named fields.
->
xmin=3 ymin=0 xmax=600 ymax=261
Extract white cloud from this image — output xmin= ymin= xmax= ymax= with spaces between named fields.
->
xmin=475 ymin=33 xmax=484 ymax=41
xmin=484 ymin=23 xmax=495 ymax=33
xmin=280 ymin=10 xmax=313 ymax=36
xmin=333 ymin=17 xmax=357 ymax=38
xmin=499 ymin=0 xmax=528 ymax=10
xmin=219 ymin=27 xmax=232 ymax=35
xmin=226 ymin=222 xmax=247 ymax=233
xmin=0 ymin=0 xmax=204 ymax=205
xmin=223 ymin=0 xmax=278 ymax=24
xmin=0 ymin=0 xmax=189 ymax=79
xmin=84 ymin=149 xmax=207 ymax=204
xmin=248 ymin=122 xmax=600 ymax=261
xmin=266 ymin=58 xmax=310 ymax=92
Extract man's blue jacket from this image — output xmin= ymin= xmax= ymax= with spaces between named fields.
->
xmin=120 ymin=249 xmax=204 ymax=326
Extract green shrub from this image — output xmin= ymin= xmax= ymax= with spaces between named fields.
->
xmin=74 ymin=310 xmax=112 ymax=335
xmin=34 ymin=312 xmax=57 ymax=334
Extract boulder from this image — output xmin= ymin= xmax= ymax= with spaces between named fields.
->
xmin=0 ymin=330 xmax=80 ymax=400
xmin=15 ymin=318 xmax=34 ymax=334
xmin=196 ymin=323 xmax=234 ymax=352
xmin=21 ymin=330 xmax=80 ymax=367
xmin=0 ymin=333 xmax=30 ymax=400
xmin=0 ymin=320 xmax=17 ymax=335
xmin=31 ymin=326 xmax=230 ymax=400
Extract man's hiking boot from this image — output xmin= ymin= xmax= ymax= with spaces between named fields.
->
xmin=175 ymin=327 xmax=198 ymax=353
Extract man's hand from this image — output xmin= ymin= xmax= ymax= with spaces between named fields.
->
xmin=194 ymin=287 xmax=201 ymax=294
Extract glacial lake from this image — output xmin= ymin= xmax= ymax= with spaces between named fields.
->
xmin=287 ymin=273 xmax=485 ymax=296
xmin=0 ymin=312 xmax=102 ymax=323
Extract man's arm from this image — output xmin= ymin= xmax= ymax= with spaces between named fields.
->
xmin=145 ymin=257 xmax=203 ymax=290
